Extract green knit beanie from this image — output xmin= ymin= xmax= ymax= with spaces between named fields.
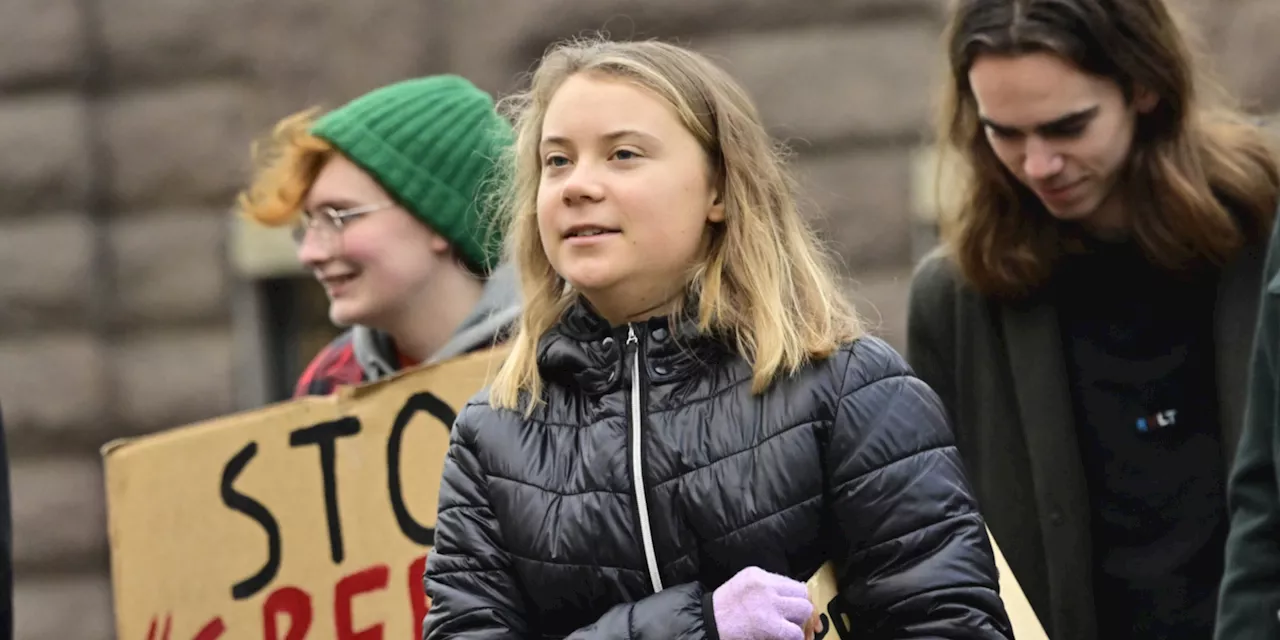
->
xmin=310 ymin=74 xmax=513 ymax=273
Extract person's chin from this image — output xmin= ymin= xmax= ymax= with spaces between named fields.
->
xmin=554 ymin=256 xmax=616 ymax=288
xmin=328 ymin=299 xmax=368 ymax=328
xmin=1043 ymin=196 xmax=1098 ymax=222
xmin=1041 ymin=185 xmax=1107 ymax=221
xmin=563 ymin=270 xmax=622 ymax=297
xmin=1045 ymin=206 xmax=1088 ymax=222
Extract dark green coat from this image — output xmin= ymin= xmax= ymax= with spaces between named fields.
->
xmin=1218 ymin=217 xmax=1280 ymax=639
xmin=906 ymin=243 xmax=1264 ymax=640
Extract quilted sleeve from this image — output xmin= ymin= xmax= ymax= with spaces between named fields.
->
xmin=422 ymin=405 xmax=530 ymax=639
xmin=824 ymin=340 xmax=1012 ymax=638
xmin=423 ymin=404 xmax=714 ymax=640
xmin=561 ymin=582 xmax=712 ymax=640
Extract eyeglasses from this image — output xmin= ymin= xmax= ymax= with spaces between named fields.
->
xmin=291 ymin=202 xmax=394 ymax=245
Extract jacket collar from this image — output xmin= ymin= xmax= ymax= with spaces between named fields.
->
xmin=352 ymin=325 xmax=399 ymax=381
xmin=537 ymin=296 xmax=726 ymax=395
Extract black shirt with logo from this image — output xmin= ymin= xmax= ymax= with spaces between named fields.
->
xmin=1056 ymin=239 xmax=1226 ymax=639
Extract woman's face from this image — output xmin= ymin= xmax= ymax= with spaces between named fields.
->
xmin=296 ymin=155 xmax=452 ymax=328
xmin=536 ymin=72 xmax=724 ymax=324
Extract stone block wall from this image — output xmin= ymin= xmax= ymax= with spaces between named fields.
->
xmin=0 ymin=0 xmax=1276 ymax=637
xmin=1 ymin=0 xmax=242 ymax=636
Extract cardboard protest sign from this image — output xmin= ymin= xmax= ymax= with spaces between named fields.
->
xmin=805 ymin=528 xmax=1049 ymax=639
xmin=103 ymin=346 xmax=508 ymax=640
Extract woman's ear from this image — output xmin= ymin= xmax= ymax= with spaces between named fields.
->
xmin=707 ymin=189 xmax=725 ymax=223
xmin=1133 ymin=85 xmax=1159 ymax=114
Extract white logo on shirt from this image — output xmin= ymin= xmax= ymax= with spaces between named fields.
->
xmin=1136 ymin=409 xmax=1177 ymax=433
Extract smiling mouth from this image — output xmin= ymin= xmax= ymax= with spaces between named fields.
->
xmin=319 ymin=272 xmax=358 ymax=287
xmin=564 ymin=227 xmax=620 ymax=239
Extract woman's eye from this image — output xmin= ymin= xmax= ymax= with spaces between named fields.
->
xmin=544 ymin=155 xmax=569 ymax=168
xmin=1045 ymin=125 xmax=1085 ymax=139
xmin=612 ymin=149 xmax=639 ymax=161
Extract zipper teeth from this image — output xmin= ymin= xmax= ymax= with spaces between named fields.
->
xmin=629 ymin=327 xmax=664 ymax=593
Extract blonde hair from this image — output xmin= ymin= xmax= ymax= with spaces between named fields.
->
xmin=488 ymin=37 xmax=863 ymax=411
xmin=236 ymin=107 xmax=335 ymax=227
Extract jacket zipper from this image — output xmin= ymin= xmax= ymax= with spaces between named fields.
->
xmin=627 ymin=324 xmax=664 ymax=593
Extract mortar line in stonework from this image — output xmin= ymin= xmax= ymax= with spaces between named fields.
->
xmin=75 ymin=0 xmax=122 ymax=433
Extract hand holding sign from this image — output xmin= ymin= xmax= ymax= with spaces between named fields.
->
xmin=712 ymin=567 xmax=815 ymax=640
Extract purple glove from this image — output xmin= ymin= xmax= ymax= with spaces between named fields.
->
xmin=711 ymin=566 xmax=814 ymax=640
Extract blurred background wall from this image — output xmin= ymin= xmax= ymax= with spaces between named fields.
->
xmin=1 ymin=0 xmax=1276 ymax=637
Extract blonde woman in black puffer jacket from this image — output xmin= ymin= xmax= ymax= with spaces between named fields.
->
xmin=422 ymin=37 xmax=1013 ymax=640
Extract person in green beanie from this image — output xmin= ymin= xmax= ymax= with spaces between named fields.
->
xmin=237 ymin=74 xmax=520 ymax=396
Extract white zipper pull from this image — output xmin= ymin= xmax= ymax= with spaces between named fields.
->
xmin=626 ymin=325 xmax=638 ymax=346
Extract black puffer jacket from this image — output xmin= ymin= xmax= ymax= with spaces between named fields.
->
xmin=424 ymin=301 xmax=1012 ymax=639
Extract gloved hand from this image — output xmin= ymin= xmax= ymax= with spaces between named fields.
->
xmin=712 ymin=566 xmax=815 ymax=640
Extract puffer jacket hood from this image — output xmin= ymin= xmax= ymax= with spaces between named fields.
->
xmin=424 ymin=298 xmax=1013 ymax=639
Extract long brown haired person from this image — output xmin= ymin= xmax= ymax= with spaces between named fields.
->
xmin=906 ymin=0 xmax=1280 ymax=638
